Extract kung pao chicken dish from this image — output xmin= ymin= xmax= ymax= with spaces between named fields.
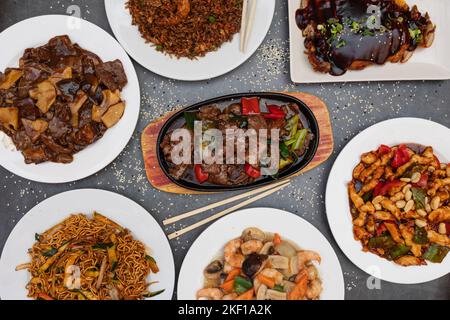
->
xmin=296 ymin=0 xmax=435 ymax=76
xmin=197 ymin=228 xmax=322 ymax=300
xmin=0 ymin=35 xmax=127 ymax=164
xmin=15 ymin=213 xmax=163 ymax=300
xmin=160 ymin=97 xmax=315 ymax=186
xmin=349 ymin=144 xmax=450 ymax=266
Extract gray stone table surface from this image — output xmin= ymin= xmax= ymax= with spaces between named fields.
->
xmin=0 ymin=0 xmax=448 ymax=300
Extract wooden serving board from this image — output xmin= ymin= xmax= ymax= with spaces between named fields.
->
xmin=141 ymin=92 xmax=334 ymax=194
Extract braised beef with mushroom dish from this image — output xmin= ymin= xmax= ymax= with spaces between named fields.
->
xmin=160 ymin=96 xmax=315 ymax=187
xmin=0 ymin=35 xmax=127 ymax=164
xmin=296 ymin=0 xmax=436 ymax=76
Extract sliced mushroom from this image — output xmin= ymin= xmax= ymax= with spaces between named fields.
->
xmin=69 ymin=92 xmax=88 ymax=127
xmin=0 ymin=69 xmax=23 ymax=90
xmin=267 ymin=255 xmax=289 ymax=270
xmin=256 ymin=284 xmax=268 ymax=300
xmin=92 ymin=89 xmax=121 ymax=122
xmin=101 ymin=102 xmax=125 ymax=128
xmin=241 ymin=227 xmax=266 ymax=242
xmin=274 ymin=240 xmax=297 ymax=257
xmin=203 ymin=260 xmax=223 ymax=280
xmin=21 ymin=119 xmax=48 ymax=142
xmin=48 ymin=67 xmax=73 ymax=87
xmin=0 ymin=107 xmax=19 ymax=130
xmin=29 ymin=80 xmax=56 ymax=113
xmin=265 ymin=289 xmax=287 ymax=300
xmin=259 ymin=242 xmax=274 ymax=255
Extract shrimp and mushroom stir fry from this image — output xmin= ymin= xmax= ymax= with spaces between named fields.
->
xmin=197 ymin=228 xmax=322 ymax=300
xmin=349 ymin=144 xmax=450 ymax=266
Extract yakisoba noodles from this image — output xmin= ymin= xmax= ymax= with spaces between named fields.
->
xmin=16 ymin=213 xmax=163 ymax=300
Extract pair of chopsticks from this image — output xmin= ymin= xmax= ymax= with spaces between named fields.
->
xmin=165 ymin=179 xmax=291 ymax=240
xmin=240 ymin=0 xmax=257 ymax=53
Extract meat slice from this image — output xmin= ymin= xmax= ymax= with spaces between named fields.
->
xmin=198 ymin=105 xmax=221 ymax=121
xmin=248 ymin=115 xmax=267 ymax=131
xmin=95 ymin=60 xmax=128 ymax=91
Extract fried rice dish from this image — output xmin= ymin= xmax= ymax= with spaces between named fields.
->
xmin=126 ymin=0 xmax=243 ymax=59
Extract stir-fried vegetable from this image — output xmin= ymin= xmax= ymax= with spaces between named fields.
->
xmin=194 ymin=164 xmax=209 ymax=183
xmin=39 ymin=241 xmax=71 ymax=273
xmin=412 ymin=227 xmax=429 ymax=245
xmin=422 ymin=244 xmax=450 ymax=263
xmin=184 ymin=112 xmax=197 ymax=130
xmin=233 ymin=276 xmax=253 ymax=294
xmin=145 ymin=255 xmax=160 ymax=273
xmin=241 ymin=97 xmax=260 ymax=115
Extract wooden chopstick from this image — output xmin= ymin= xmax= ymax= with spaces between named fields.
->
xmin=239 ymin=0 xmax=249 ymax=52
xmin=242 ymin=0 xmax=257 ymax=52
xmin=163 ymin=179 xmax=290 ymax=225
xmin=167 ymin=180 xmax=290 ymax=240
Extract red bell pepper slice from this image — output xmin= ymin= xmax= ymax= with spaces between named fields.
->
xmin=263 ymin=113 xmax=285 ymax=120
xmin=391 ymin=145 xmax=410 ymax=169
xmin=376 ymin=223 xmax=388 ymax=236
xmin=412 ymin=173 xmax=428 ymax=188
xmin=373 ymin=180 xmax=403 ymax=197
xmin=244 ymin=163 xmax=261 ymax=179
xmin=378 ymin=144 xmax=392 ymax=156
xmin=194 ymin=164 xmax=209 ymax=184
xmin=241 ymin=97 xmax=260 ymax=115
xmin=263 ymin=104 xmax=286 ymax=119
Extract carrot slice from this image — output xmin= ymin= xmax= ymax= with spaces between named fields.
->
xmin=225 ymin=268 xmax=241 ymax=282
xmin=288 ymin=274 xmax=308 ymax=300
xmin=256 ymin=274 xmax=275 ymax=289
xmin=235 ymin=289 xmax=254 ymax=300
xmin=37 ymin=293 xmax=54 ymax=300
xmin=273 ymin=233 xmax=282 ymax=245
xmin=220 ymin=280 xmax=235 ymax=292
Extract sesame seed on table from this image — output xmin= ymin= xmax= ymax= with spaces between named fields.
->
xmin=0 ymin=0 xmax=448 ymax=300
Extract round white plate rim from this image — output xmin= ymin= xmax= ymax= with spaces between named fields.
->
xmin=177 ymin=207 xmax=345 ymax=300
xmin=0 ymin=189 xmax=175 ymax=300
xmin=104 ymin=0 xmax=275 ymax=81
xmin=0 ymin=15 xmax=140 ymax=183
xmin=325 ymin=117 xmax=450 ymax=284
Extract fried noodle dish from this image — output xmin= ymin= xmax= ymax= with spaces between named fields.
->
xmin=197 ymin=228 xmax=322 ymax=300
xmin=349 ymin=144 xmax=450 ymax=266
xmin=126 ymin=0 xmax=243 ymax=59
xmin=16 ymin=213 xmax=163 ymax=300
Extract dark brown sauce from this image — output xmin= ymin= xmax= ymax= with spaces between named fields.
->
xmin=296 ymin=0 xmax=425 ymax=75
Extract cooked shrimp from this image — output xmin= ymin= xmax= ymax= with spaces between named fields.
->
xmin=224 ymin=239 xmax=244 ymax=268
xmin=306 ymin=279 xmax=322 ymax=299
xmin=306 ymin=265 xmax=318 ymax=281
xmin=197 ymin=288 xmax=223 ymax=300
xmin=241 ymin=240 xmax=263 ymax=255
xmin=223 ymin=293 xmax=238 ymax=300
xmin=161 ymin=0 xmax=191 ymax=26
xmin=297 ymin=250 xmax=321 ymax=268
xmin=253 ymin=268 xmax=283 ymax=292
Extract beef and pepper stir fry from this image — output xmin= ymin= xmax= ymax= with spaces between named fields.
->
xmin=0 ymin=35 xmax=128 ymax=164
xmin=160 ymin=97 xmax=314 ymax=186
xmin=349 ymin=144 xmax=450 ymax=266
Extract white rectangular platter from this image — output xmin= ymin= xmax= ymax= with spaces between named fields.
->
xmin=288 ymin=0 xmax=450 ymax=83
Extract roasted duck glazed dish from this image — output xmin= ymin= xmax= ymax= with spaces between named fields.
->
xmin=198 ymin=228 xmax=322 ymax=300
xmin=160 ymin=97 xmax=315 ymax=187
xmin=0 ymin=35 xmax=128 ymax=164
xmin=349 ymin=144 xmax=450 ymax=266
xmin=296 ymin=0 xmax=436 ymax=76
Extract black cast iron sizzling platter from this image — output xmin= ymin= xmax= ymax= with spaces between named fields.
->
xmin=156 ymin=92 xmax=320 ymax=192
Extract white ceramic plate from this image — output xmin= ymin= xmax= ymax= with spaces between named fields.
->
xmin=0 ymin=15 xmax=140 ymax=183
xmin=0 ymin=189 xmax=175 ymax=300
xmin=104 ymin=0 xmax=275 ymax=81
xmin=288 ymin=0 xmax=450 ymax=83
xmin=326 ymin=118 xmax=450 ymax=284
xmin=178 ymin=208 xmax=345 ymax=300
